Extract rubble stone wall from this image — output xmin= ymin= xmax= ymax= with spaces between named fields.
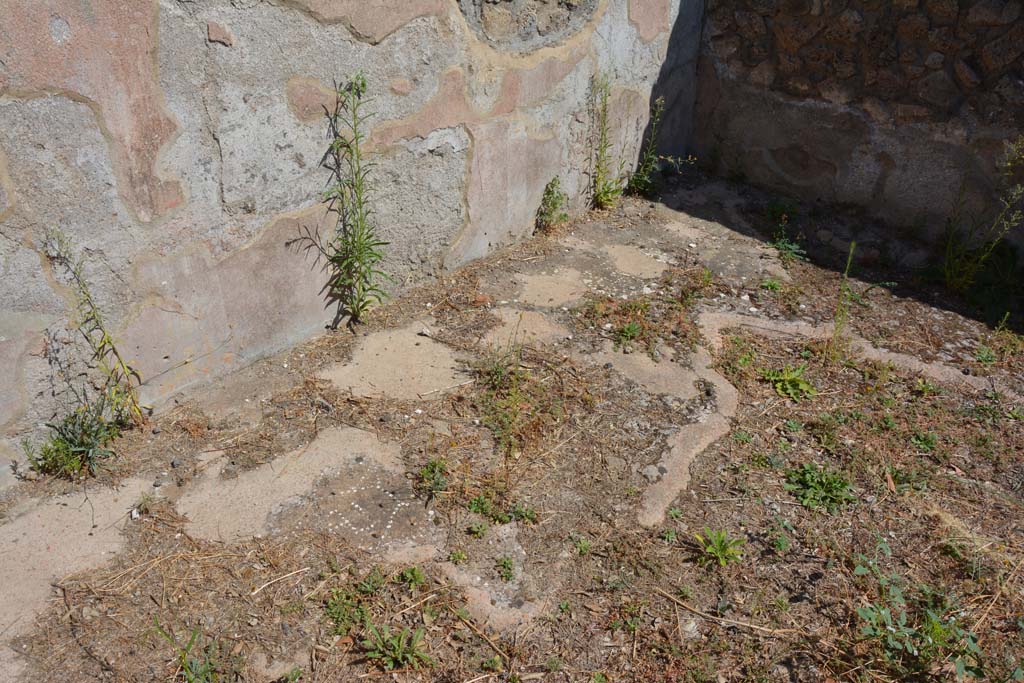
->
xmin=694 ymin=0 xmax=1024 ymax=230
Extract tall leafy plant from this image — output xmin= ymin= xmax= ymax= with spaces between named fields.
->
xmin=943 ymin=135 xmax=1024 ymax=293
xmin=591 ymin=74 xmax=626 ymax=210
xmin=320 ymin=73 xmax=389 ymax=324
xmin=43 ymin=229 xmax=145 ymax=426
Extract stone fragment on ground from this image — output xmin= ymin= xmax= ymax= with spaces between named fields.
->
xmin=584 ymin=342 xmax=700 ymax=401
xmin=635 ymin=347 xmax=739 ymax=527
xmin=317 ymin=321 xmax=465 ymax=399
xmin=439 ymin=523 xmax=544 ymax=632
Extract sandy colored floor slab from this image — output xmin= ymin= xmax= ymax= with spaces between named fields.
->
xmin=515 ymin=268 xmax=586 ymax=307
xmin=176 ymin=427 xmax=397 ymax=543
xmin=0 ymin=477 xmax=152 ymax=641
xmin=586 ymin=342 xmax=700 ymax=401
xmin=273 ymin=449 xmax=443 ymax=555
xmin=637 ymin=413 xmax=731 ymax=528
xmin=317 ymin=321 xmax=465 ymax=399
xmin=635 ymin=346 xmax=740 ymax=527
xmin=483 ymin=307 xmax=571 ymax=348
xmin=601 ymin=244 xmax=668 ymax=278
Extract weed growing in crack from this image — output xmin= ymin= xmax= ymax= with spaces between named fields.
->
xmin=591 ymin=73 xmax=626 ymax=210
xmin=448 ymin=550 xmax=467 ymax=564
xmin=987 ymin=312 xmax=1024 ymax=361
xmin=784 ymin=463 xmax=854 ymax=513
xmin=614 ymin=320 xmax=642 ymax=347
xmin=26 ymin=231 xmax=146 ymax=478
xmin=694 ymin=528 xmax=744 ymax=567
xmin=355 ymin=567 xmax=385 ymax=596
xmin=326 ymin=588 xmax=368 ymax=635
xmin=42 ymin=230 xmax=146 ymax=425
xmin=760 ymin=364 xmax=817 ymax=402
xmin=25 ymin=394 xmax=121 ymax=477
xmin=825 ymin=241 xmax=856 ymax=362
xmin=943 ymin=135 xmax=1024 ymax=295
xmin=474 ymin=344 xmax=565 ymax=459
xmin=573 ymin=536 xmax=592 ymax=556
xmin=766 ymin=200 xmax=807 ymax=264
xmin=468 ymin=493 xmax=512 ymax=524
xmin=362 ymin=623 xmax=433 ymax=671
xmin=496 ymin=557 xmax=515 ymax=582
xmin=399 ymin=566 xmax=426 ymax=589
xmin=417 ymin=458 xmax=448 ymax=497
xmin=154 ymin=619 xmax=240 ymax=683
xmin=536 ymin=175 xmax=569 ymax=233
xmin=626 ymin=96 xmax=670 ymax=197
xmin=770 ymin=231 xmax=808 ymax=263
xmin=975 ymin=345 xmax=997 ymax=365
xmin=319 ymin=73 xmax=389 ymax=324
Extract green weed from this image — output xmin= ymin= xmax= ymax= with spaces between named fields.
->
xmin=496 ymin=557 xmax=514 ymax=582
xmin=26 ymin=395 xmax=122 ymax=477
xmin=761 ymin=364 xmax=817 ymax=402
xmin=362 ymin=623 xmax=433 ymax=671
xmin=975 ymin=345 xmax=997 ymax=365
xmin=694 ymin=528 xmax=744 ymax=567
xmin=591 ymin=74 xmax=626 ymax=210
xmin=475 ymin=346 xmax=563 ymax=458
xmin=825 ymin=241 xmax=856 ymax=362
xmin=399 ymin=566 xmax=426 ymax=588
xmin=318 ymin=73 xmax=389 ymax=323
xmin=417 ymin=458 xmax=448 ymax=496
xmin=536 ymin=175 xmax=569 ymax=233
xmin=42 ymin=229 xmax=146 ymax=426
xmin=910 ymin=431 xmax=938 ymax=453
xmin=355 ymin=568 xmax=385 ymax=595
xmin=154 ymin=619 xmax=238 ymax=683
xmin=626 ymin=96 xmax=665 ymax=196
xmin=854 ymin=558 xmax=987 ymax=679
xmin=942 ymin=135 xmax=1023 ymax=294
xmin=325 ymin=589 xmax=367 ymax=635
xmin=615 ymin=321 xmax=642 ymax=346
xmin=784 ymin=463 xmax=854 ymax=513
xmin=511 ymin=503 xmax=538 ymax=524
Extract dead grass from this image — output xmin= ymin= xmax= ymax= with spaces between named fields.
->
xmin=12 ymin=189 xmax=1024 ymax=683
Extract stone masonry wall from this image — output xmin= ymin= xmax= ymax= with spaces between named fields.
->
xmin=694 ymin=0 xmax=1024 ymax=230
xmin=0 ymin=0 xmax=703 ymax=466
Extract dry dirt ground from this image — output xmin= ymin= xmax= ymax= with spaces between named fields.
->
xmin=1 ymin=174 xmax=1022 ymax=683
